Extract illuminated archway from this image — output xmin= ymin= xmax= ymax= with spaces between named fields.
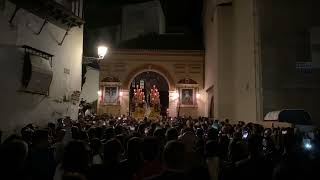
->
xmin=129 ymin=71 xmax=170 ymax=116
xmin=123 ymin=64 xmax=175 ymax=91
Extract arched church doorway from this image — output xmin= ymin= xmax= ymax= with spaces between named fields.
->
xmin=129 ymin=71 xmax=169 ymax=118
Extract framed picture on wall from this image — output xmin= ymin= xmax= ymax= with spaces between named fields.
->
xmin=180 ymin=88 xmax=195 ymax=106
xmin=104 ymin=86 xmax=119 ymax=105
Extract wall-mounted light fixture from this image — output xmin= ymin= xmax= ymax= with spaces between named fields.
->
xmin=83 ymin=45 xmax=108 ymax=64
xmin=172 ymin=91 xmax=179 ymax=100
xmin=97 ymin=46 xmax=108 ymax=59
xmin=97 ymin=90 xmax=102 ymax=96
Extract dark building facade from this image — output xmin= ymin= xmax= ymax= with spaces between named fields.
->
xmin=258 ymin=0 xmax=320 ymax=122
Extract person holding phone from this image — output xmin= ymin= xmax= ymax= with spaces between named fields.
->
xmin=262 ymin=128 xmax=275 ymax=156
xmin=242 ymin=131 xmax=249 ymax=139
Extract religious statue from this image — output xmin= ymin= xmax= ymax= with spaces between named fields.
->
xmin=132 ymin=85 xmax=146 ymax=119
xmin=150 ymin=85 xmax=160 ymax=110
xmin=149 ymin=85 xmax=160 ymax=119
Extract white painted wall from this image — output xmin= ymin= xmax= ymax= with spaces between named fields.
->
xmin=80 ymin=67 xmax=99 ymax=103
xmin=0 ymin=1 xmax=83 ymax=136
xmin=203 ymin=0 xmax=258 ymax=122
xmin=217 ymin=5 xmax=234 ymax=120
xmin=232 ymin=0 xmax=257 ymax=122
xmin=203 ymin=0 xmax=219 ymax=117
xmin=203 ymin=0 xmax=235 ymax=120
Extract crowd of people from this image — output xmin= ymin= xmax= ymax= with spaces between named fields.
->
xmin=0 ymin=115 xmax=319 ymax=180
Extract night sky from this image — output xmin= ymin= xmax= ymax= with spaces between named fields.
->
xmin=84 ymin=0 xmax=204 ymax=34
xmin=83 ymin=0 xmax=204 ymax=56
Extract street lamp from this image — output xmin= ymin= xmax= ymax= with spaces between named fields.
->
xmin=97 ymin=46 xmax=108 ymax=59
xmin=83 ymin=46 xmax=108 ymax=64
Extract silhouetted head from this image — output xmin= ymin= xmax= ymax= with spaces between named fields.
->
xmin=114 ymin=125 xmax=123 ymax=135
xmin=20 ymin=127 xmax=33 ymax=144
xmin=166 ymin=128 xmax=178 ymax=141
xmin=248 ymin=135 xmax=263 ymax=157
xmin=142 ymin=137 xmax=161 ymax=161
xmin=48 ymin=123 xmax=56 ymax=130
xmin=264 ymin=128 xmax=272 ymax=138
xmin=0 ymin=138 xmax=28 ymax=171
xmin=127 ymin=137 xmax=143 ymax=162
xmin=71 ymin=126 xmax=80 ymax=140
xmin=104 ymin=127 xmax=115 ymax=141
xmin=205 ymin=140 xmax=219 ymax=157
xmin=95 ymin=127 xmax=104 ymax=139
xmin=78 ymin=130 xmax=89 ymax=142
xmin=233 ymin=131 xmax=242 ymax=140
xmin=179 ymin=131 xmax=197 ymax=152
xmin=182 ymin=127 xmax=194 ymax=134
xmin=33 ymin=129 xmax=49 ymax=150
xmin=90 ymin=138 xmax=102 ymax=155
xmin=137 ymin=124 xmax=146 ymax=135
xmin=163 ymin=140 xmax=186 ymax=171
xmin=282 ymin=128 xmax=296 ymax=154
xmin=88 ymin=128 xmax=96 ymax=140
xmin=104 ymin=139 xmax=123 ymax=167
xmin=62 ymin=140 xmax=90 ymax=173
xmin=207 ymin=128 xmax=219 ymax=141
xmin=56 ymin=128 xmax=66 ymax=142
xmin=196 ymin=128 xmax=204 ymax=138
xmin=154 ymin=128 xmax=165 ymax=139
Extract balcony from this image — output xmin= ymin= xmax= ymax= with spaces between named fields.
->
xmin=9 ymin=0 xmax=85 ymax=30
xmin=296 ymin=62 xmax=312 ymax=74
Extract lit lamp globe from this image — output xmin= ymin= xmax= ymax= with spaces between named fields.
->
xmin=97 ymin=90 xmax=102 ymax=96
xmin=98 ymin=46 xmax=108 ymax=59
